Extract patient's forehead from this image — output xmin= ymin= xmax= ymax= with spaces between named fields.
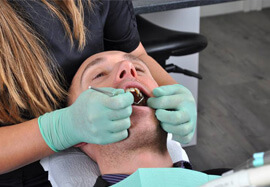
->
xmin=72 ymin=51 xmax=127 ymax=82
xmin=84 ymin=51 xmax=128 ymax=66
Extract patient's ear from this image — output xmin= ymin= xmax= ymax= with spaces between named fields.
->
xmin=74 ymin=142 xmax=87 ymax=147
xmin=80 ymin=144 xmax=97 ymax=162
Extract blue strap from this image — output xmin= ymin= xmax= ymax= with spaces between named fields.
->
xmin=253 ymin=152 xmax=264 ymax=167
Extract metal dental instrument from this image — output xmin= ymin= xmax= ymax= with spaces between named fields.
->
xmin=88 ymin=86 xmax=144 ymax=105
xmin=88 ymin=86 xmax=115 ymax=97
xmin=133 ymin=93 xmax=144 ymax=105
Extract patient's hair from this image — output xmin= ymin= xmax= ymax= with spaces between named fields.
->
xmin=0 ymin=0 xmax=91 ymax=123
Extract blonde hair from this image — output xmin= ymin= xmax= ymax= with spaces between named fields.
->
xmin=0 ymin=0 xmax=91 ymax=124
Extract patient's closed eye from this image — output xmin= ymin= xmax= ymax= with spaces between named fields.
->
xmin=135 ymin=67 xmax=144 ymax=72
xmin=93 ymin=72 xmax=106 ymax=80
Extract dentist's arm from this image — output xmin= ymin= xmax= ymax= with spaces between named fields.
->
xmin=0 ymin=119 xmax=54 ymax=174
xmin=0 ymin=88 xmax=133 ymax=174
xmin=130 ymin=43 xmax=178 ymax=86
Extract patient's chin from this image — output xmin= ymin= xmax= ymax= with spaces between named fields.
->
xmin=117 ymin=106 xmax=166 ymax=151
xmin=91 ymin=106 xmax=167 ymax=160
xmin=74 ymin=142 xmax=87 ymax=147
xmin=130 ymin=105 xmax=157 ymax=128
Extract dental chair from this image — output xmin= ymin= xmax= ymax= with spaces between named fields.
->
xmin=40 ymin=17 xmax=209 ymax=187
xmin=136 ymin=15 xmax=207 ymax=79
xmin=41 ymin=141 xmax=189 ymax=186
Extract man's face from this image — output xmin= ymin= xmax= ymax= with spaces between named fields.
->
xmin=69 ymin=51 xmax=158 ymax=104
xmin=69 ymin=51 xmax=167 ymax=162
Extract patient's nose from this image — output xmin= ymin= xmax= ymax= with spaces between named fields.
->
xmin=115 ymin=61 xmax=137 ymax=82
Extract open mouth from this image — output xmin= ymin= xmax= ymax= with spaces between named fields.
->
xmin=125 ymin=87 xmax=148 ymax=106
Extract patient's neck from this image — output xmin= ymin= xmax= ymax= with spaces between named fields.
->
xmin=97 ymin=148 xmax=173 ymax=175
xmin=93 ymin=114 xmax=171 ymax=175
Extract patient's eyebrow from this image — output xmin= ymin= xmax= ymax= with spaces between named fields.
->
xmin=80 ymin=57 xmax=106 ymax=84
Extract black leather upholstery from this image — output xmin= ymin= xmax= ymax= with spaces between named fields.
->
xmin=136 ymin=15 xmax=207 ymax=79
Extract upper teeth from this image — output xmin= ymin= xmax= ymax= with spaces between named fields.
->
xmin=125 ymin=87 xmax=143 ymax=97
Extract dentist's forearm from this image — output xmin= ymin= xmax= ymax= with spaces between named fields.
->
xmin=0 ymin=118 xmax=54 ymax=174
xmin=131 ymin=42 xmax=178 ymax=86
xmin=139 ymin=53 xmax=177 ymax=86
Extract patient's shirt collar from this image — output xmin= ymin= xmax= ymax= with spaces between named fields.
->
xmin=173 ymin=160 xmax=192 ymax=169
xmin=101 ymin=174 xmax=129 ymax=185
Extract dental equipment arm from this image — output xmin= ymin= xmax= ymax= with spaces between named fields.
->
xmin=231 ymin=151 xmax=270 ymax=173
xmin=201 ymin=164 xmax=270 ymax=187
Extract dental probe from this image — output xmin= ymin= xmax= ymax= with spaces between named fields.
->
xmin=88 ymin=86 xmax=145 ymax=105
xmin=88 ymin=86 xmax=115 ymax=97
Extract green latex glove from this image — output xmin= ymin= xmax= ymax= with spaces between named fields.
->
xmin=38 ymin=88 xmax=134 ymax=152
xmin=147 ymin=84 xmax=197 ymax=144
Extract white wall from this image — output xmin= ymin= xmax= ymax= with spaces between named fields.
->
xmin=263 ymin=0 xmax=270 ymax=7
xmin=201 ymin=0 xmax=270 ymax=17
xmin=141 ymin=7 xmax=200 ymax=146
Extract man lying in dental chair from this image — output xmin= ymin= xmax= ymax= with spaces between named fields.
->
xmin=41 ymin=50 xmax=201 ymax=186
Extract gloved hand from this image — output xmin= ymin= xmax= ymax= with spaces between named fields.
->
xmin=147 ymin=84 xmax=197 ymax=144
xmin=38 ymin=88 xmax=134 ymax=152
